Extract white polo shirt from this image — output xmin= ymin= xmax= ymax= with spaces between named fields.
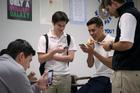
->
xmin=92 ymin=34 xmax=114 ymax=78
xmin=38 ymin=29 xmax=77 ymax=75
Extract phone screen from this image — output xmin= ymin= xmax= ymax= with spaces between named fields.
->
xmin=47 ymin=70 xmax=53 ymax=86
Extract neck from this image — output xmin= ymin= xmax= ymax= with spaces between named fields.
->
xmin=98 ymin=33 xmax=106 ymax=42
xmin=52 ymin=29 xmax=63 ymax=38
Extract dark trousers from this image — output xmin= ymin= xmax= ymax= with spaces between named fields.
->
xmin=76 ymin=76 xmax=111 ymax=93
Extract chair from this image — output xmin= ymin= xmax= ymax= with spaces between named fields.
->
xmin=71 ymin=75 xmax=91 ymax=93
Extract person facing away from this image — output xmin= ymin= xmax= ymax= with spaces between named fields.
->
xmin=78 ymin=17 xmax=114 ymax=93
xmin=0 ymin=39 xmax=48 ymax=93
xmin=37 ymin=11 xmax=77 ymax=93
xmin=100 ymin=0 xmax=140 ymax=93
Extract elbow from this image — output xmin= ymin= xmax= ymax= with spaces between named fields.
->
xmin=125 ymin=44 xmax=133 ymax=50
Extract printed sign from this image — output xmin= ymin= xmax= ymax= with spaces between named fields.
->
xmin=7 ymin=0 xmax=32 ymax=21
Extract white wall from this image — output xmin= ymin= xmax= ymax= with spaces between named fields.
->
xmin=0 ymin=0 xmax=120 ymax=79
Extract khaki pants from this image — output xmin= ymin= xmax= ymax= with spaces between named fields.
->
xmin=112 ymin=70 xmax=140 ymax=93
xmin=43 ymin=74 xmax=71 ymax=93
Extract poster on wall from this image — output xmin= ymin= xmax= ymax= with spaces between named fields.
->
xmin=70 ymin=0 xmax=87 ymax=24
xmin=7 ymin=0 xmax=32 ymax=21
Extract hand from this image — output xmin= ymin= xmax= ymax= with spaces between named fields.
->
xmin=86 ymin=38 xmax=95 ymax=49
xmin=28 ymin=71 xmax=37 ymax=82
xmin=36 ymin=71 xmax=48 ymax=90
xmin=79 ymin=44 xmax=88 ymax=53
xmin=52 ymin=45 xmax=65 ymax=53
xmin=86 ymin=44 xmax=94 ymax=55
xmin=102 ymin=41 xmax=112 ymax=51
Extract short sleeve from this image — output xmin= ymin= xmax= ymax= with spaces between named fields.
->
xmin=37 ymin=36 xmax=46 ymax=53
xmin=119 ymin=13 xmax=136 ymax=43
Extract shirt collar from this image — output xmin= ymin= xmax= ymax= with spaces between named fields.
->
xmin=47 ymin=29 xmax=67 ymax=38
xmin=117 ymin=2 xmax=134 ymax=16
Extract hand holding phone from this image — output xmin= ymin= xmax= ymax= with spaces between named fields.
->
xmin=79 ymin=44 xmax=89 ymax=53
xmin=79 ymin=44 xmax=87 ymax=48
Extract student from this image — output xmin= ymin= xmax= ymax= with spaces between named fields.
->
xmin=78 ymin=17 xmax=114 ymax=93
xmin=0 ymin=39 xmax=48 ymax=93
xmin=37 ymin=11 xmax=77 ymax=93
xmin=100 ymin=0 xmax=140 ymax=93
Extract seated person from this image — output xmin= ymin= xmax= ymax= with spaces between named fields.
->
xmin=0 ymin=39 xmax=48 ymax=93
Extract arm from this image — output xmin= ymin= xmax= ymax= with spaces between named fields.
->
xmin=79 ymin=44 xmax=94 ymax=68
xmin=112 ymin=41 xmax=133 ymax=51
xmin=0 ymin=77 xmax=9 ymax=93
xmin=92 ymin=50 xmax=112 ymax=69
xmin=53 ymin=50 xmax=75 ymax=62
xmin=53 ymin=36 xmax=77 ymax=63
xmin=87 ymin=53 xmax=94 ymax=68
xmin=103 ymin=13 xmax=136 ymax=51
xmin=38 ymin=50 xmax=57 ymax=64
xmin=103 ymin=41 xmax=133 ymax=51
xmin=37 ymin=35 xmax=57 ymax=64
xmin=38 ymin=46 xmax=65 ymax=64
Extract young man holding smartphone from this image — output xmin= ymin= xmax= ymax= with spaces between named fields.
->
xmin=37 ymin=11 xmax=77 ymax=93
xmin=78 ymin=17 xmax=114 ymax=93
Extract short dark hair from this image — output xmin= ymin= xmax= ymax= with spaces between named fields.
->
xmin=102 ymin=0 xmax=127 ymax=7
xmin=0 ymin=39 xmax=35 ymax=59
xmin=52 ymin=11 xmax=69 ymax=24
xmin=87 ymin=17 xmax=103 ymax=27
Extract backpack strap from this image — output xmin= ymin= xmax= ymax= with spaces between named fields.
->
xmin=66 ymin=34 xmax=71 ymax=66
xmin=44 ymin=34 xmax=49 ymax=53
xmin=66 ymin=34 xmax=71 ymax=47
xmin=39 ymin=34 xmax=48 ymax=75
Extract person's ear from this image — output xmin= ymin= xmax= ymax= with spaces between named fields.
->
xmin=17 ymin=52 xmax=25 ymax=62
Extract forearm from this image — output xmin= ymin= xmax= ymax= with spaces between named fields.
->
xmin=87 ymin=53 xmax=94 ymax=68
xmin=93 ymin=50 xmax=112 ymax=69
xmin=112 ymin=41 xmax=133 ymax=51
xmin=38 ymin=50 xmax=56 ymax=64
xmin=53 ymin=54 xmax=74 ymax=62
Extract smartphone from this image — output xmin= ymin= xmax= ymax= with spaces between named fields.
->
xmin=47 ymin=70 xmax=53 ymax=86
xmin=79 ymin=44 xmax=86 ymax=47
